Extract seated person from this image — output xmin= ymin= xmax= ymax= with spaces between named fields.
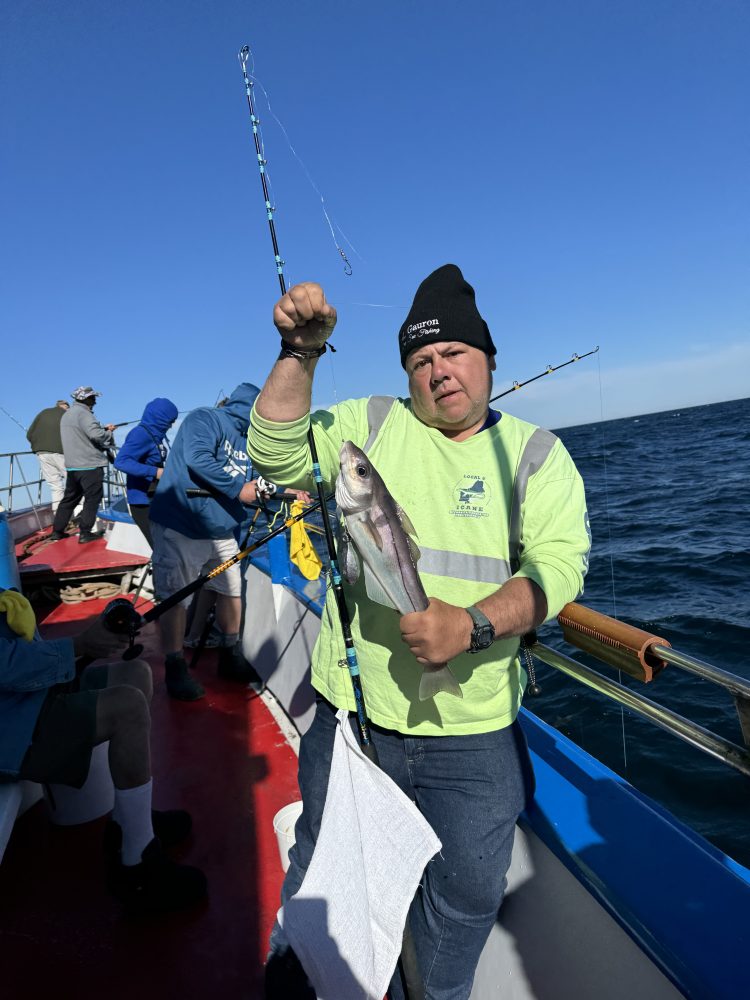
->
xmin=0 ymin=587 xmax=207 ymax=913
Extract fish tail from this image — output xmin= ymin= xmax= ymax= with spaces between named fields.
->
xmin=418 ymin=663 xmax=463 ymax=702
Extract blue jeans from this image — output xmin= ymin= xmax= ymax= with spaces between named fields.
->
xmin=271 ymin=697 xmax=534 ymax=1000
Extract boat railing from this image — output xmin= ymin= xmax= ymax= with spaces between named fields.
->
xmin=0 ymin=448 xmax=128 ymax=517
xmin=101 ymin=453 xmax=128 ymax=512
xmin=531 ymin=602 xmax=750 ymax=778
xmin=0 ymin=451 xmax=44 ymax=513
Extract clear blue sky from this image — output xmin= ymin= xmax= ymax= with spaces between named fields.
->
xmin=2 ymin=0 xmax=748 ymax=457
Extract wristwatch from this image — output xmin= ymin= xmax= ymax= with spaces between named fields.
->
xmin=465 ymin=605 xmax=495 ymax=654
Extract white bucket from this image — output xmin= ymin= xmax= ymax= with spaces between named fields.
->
xmin=46 ymin=742 xmax=115 ymax=826
xmin=273 ymin=800 xmax=303 ymax=872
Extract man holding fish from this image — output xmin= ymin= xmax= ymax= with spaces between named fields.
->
xmin=249 ymin=264 xmax=590 ymax=999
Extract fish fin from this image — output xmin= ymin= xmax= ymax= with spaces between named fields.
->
xmin=362 ymin=514 xmax=384 ymax=551
xmin=396 ymin=504 xmax=417 ymax=538
xmin=418 ymin=663 xmax=463 ymax=702
xmin=406 ymin=533 xmax=421 ymax=565
xmin=395 ymin=504 xmax=421 ymax=563
xmin=363 ymin=567 xmax=399 ymax=611
xmin=339 ymin=529 xmax=360 ymax=586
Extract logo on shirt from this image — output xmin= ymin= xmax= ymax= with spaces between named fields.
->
xmin=452 ymin=475 xmax=491 ymax=518
xmin=222 ymin=438 xmax=248 ymax=479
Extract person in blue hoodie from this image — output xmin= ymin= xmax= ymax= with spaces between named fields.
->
xmin=114 ymin=398 xmax=178 ymax=547
xmin=149 ymin=383 xmax=300 ymax=701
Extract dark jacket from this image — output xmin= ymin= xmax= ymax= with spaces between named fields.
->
xmin=26 ymin=407 xmax=65 ymax=454
xmin=0 ymin=588 xmax=76 ymax=780
xmin=114 ymin=398 xmax=178 ymax=506
xmin=149 ymin=383 xmax=260 ymax=540
xmin=60 ymin=402 xmax=114 ymax=470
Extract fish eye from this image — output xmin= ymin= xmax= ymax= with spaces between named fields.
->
xmin=356 ymin=464 xmax=368 ymax=477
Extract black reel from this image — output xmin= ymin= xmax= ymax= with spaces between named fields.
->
xmin=101 ymin=598 xmax=145 ymax=660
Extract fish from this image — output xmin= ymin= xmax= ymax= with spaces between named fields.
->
xmin=335 ymin=440 xmax=463 ymax=702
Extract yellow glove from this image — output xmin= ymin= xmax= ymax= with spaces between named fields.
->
xmin=288 ymin=501 xmax=323 ymax=581
xmin=0 ymin=589 xmax=37 ymax=642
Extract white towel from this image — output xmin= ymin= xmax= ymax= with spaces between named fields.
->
xmin=280 ymin=709 xmax=442 ymax=1000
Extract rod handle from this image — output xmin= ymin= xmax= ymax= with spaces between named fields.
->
xmin=557 ymin=602 xmax=670 ymax=682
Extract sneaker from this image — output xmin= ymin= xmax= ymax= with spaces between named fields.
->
xmin=49 ymin=531 xmax=67 ymax=541
xmin=79 ymin=530 xmax=106 ymax=544
xmin=217 ymin=644 xmax=262 ymax=686
xmin=165 ymin=657 xmax=205 ymax=701
xmin=104 ymin=809 xmax=193 ymax=859
xmin=108 ymin=837 xmax=207 ymax=913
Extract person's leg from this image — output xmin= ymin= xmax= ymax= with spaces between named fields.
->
xmin=90 ymin=683 xmax=207 ymax=908
xmin=128 ymin=503 xmax=153 ymax=547
xmin=81 ymin=660 xmax=194 ymax=856
xmin=78 ymin=468 xmax=104 ymax=537
xmin=208 ymin=543 xmax=260 ymax=684
xmin=81 ymin=657 xmax=154 ymax=704
xmin=151 ymin=524 xmax=205 ymax=700
xmin=388 ymin=721 xmax=532 ymax=1000
xmin=38 ymin=452 xmax=66 ymax=512
xmin=265 ymin=698 xmax=339 ymax=998
xmin=265 ymin=702 xmax=413 ymax=998
xmin=159 ymin=604 xmax=187 ymax=657
xmin=185 ymin=587 xmax=218 ymax=646
xmin=52 ymin=471 xmax=83 ymax=534
xmin=215 ymin=592 xmax=241 ymax=636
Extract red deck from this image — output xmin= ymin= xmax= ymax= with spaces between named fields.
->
xmin=16 ymin=529 xmax=148 ymax=583
xmin=0 ymin=594 xmax=300 ymax=997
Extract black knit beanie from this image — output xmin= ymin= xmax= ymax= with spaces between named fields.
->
xmin=398 ymin=264 xmax=496 ymax=368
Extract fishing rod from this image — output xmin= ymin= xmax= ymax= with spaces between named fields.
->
xmin=238 ymin=43 xmax=376 ymax=755
xmin=0 ymin=406 xmax=28 ymax=434
xmin=111 ymin=409 xmax=193 ymax=429
xmin=93 ymin=494 xmax=333 ymax=662
xmin=238 ymin=46 xmax=425 ymax=1000
xmin=490 ymin=347 xmax=599 ymax=404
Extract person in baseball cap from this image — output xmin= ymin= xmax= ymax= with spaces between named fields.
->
xmin=71 ymin=386 xmax=103 ymax=402
xmin=50 ymin=387 xmax=115 ymax=544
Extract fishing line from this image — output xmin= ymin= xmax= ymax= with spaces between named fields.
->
xmin=594 ymin=349 xmax=628 ymax=773
xmin=347 ymin=301 xmax=408 ymax=309
xmin=239 ymin=46 xmax=356 ymax=277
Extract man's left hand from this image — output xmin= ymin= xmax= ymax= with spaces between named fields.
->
xmin=289 ymin=489 xmax=312 ymax=504
xmin=399 ymin=598 xmax=473 ymax=664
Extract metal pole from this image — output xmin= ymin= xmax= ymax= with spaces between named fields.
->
xmin=530 ymin=641 xmax=750 ymax=777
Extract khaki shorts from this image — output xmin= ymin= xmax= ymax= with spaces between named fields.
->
xmin=151 ymin=522 xmax=241 ymax=608
xmin=19 ymin=664 xmax=110 ymax=789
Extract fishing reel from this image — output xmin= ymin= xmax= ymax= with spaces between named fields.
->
xmin=101 ymin=597 xmax=146 ymax=661
xmin=256 ymin=476 xmax=277 ymax=500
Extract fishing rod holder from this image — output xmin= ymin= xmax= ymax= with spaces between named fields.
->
xmin=526 ymin=602 xmax=750 ymax=775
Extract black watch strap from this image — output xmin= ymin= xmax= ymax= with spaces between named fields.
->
xmin=466 ymin=605 xmax=495 ymax=653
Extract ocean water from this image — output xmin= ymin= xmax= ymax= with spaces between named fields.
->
xmin=531 ymin=396 xmax=750 ymax=866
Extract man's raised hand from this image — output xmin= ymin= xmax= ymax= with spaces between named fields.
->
xmin=273 ymin=282 xmax=337 ymax=350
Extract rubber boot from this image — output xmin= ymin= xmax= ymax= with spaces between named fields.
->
xmin=218 ymin=643 xmax=262 ymax=686
xmin=165 ymin=657 xmax=205 ymax=701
